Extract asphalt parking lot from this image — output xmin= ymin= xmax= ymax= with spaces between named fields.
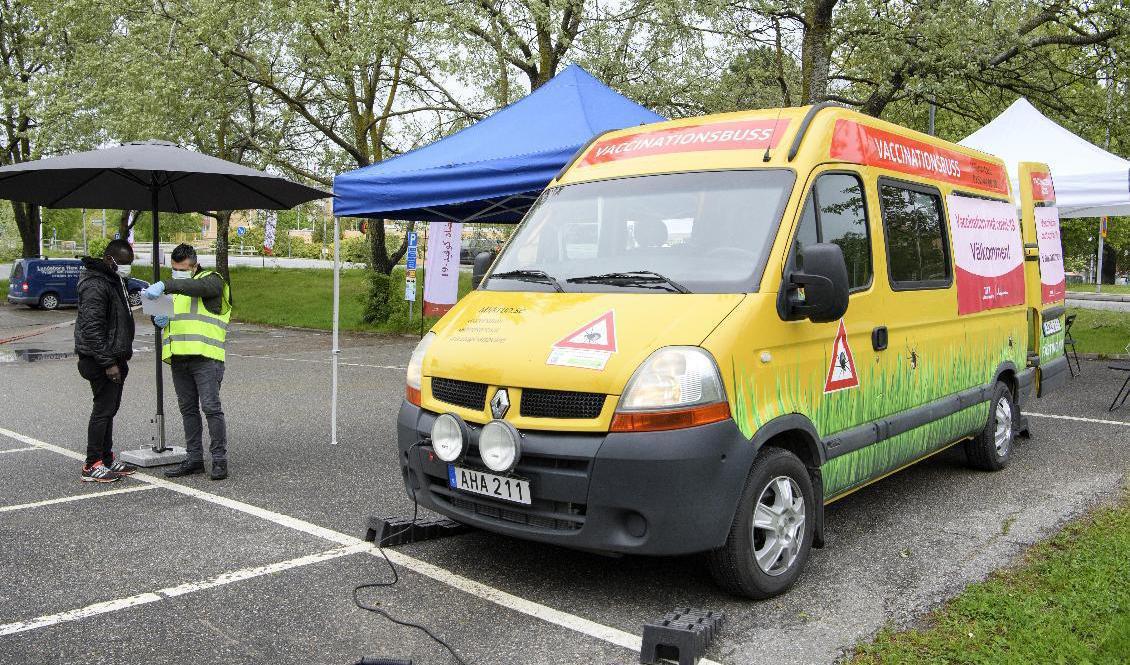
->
xmin=1 ymin=300 xmax=1128 ymax=665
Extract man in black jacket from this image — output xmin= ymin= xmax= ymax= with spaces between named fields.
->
xmin=75 ymin=239 xmax=138 ymax=482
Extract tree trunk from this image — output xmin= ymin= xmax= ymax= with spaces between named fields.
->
xmin=214 ymin=210 xmax=232 ymax=281
xmin=118 ymin=209 xmax=135 ymax=241
xmin=13 ymin=201 xmax=40 ymax=258
xmin=801 ymin=0 xmax=837 ymax=104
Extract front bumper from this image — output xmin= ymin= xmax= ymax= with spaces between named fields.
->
xmin=396 ymin=401 xmax=755 ymax=556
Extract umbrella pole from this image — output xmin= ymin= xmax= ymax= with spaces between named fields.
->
xmin=152 ymin=185 xmax=168 ymax=452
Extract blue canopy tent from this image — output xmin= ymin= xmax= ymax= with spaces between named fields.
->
xmin=325 ymin=66 xmax=662 ymax=444
xmin=332 ymin=64 xmax=665 ymax=223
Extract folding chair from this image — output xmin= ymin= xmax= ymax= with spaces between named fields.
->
xmin=1064 ymin=314 xmax=1081 ymax=377
xmin=1109 ymin=364 xmax=1130 ymax=412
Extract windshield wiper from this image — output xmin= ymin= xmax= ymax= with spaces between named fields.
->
xmin=566 ymin=271 xmax=690 ymax=294
xmin=489 ymin=269 xmax=564 ymax=292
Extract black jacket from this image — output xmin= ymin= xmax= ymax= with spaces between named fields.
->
xmin=74 ymin=257 xmax=135 ymax=367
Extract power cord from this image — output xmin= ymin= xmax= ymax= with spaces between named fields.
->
xmin=353 ymin=442 xmax=470 ymax=665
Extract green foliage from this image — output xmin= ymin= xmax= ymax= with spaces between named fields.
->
xmin=361 ymin=271 xmax=393 ymax=323
xmin=87 ymin=237 xmax=109 ymax=259
xmin=853 ymin=494 xmax=1130 ymax=664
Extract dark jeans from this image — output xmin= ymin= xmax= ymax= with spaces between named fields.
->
xmin=171 ymin=356 xmax=227 ymax=464
xmin=78 ymin=355 xmax=128 ymax=467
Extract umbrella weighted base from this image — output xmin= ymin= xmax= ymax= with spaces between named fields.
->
xmin=119 ymin=446 xmax=187 ymax=468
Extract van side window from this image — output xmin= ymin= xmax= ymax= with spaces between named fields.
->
xmin=792 ymin=173 xmax=871 ymax=291
xmin=879 ymin=182 xmax=951 ymax=288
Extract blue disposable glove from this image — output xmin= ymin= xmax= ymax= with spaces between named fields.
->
xmin=142 ymin=281 xmax=165 ymax=300
xmin=154 ymin=315 xmax=169 ymax=328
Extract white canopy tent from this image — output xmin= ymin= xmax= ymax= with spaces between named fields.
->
xmin=959 ymin=98 xmax=1130 ymax=218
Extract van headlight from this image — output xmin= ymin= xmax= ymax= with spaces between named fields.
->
xmin=612 ymin=347 xmax=730 ymax=432
xmin=430 ymin=413 xmax=467 ymax=462
xmin=406 ymin=332 xmax=435 ymax=405
xmin=479 ymin=420 xmax=521 ymax=473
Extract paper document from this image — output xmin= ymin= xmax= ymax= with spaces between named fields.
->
xmin=141 ymin=294 xmax=174 ymax=318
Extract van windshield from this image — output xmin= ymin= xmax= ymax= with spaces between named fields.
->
xmin=487 ymin=169 xmax=795 ymax=294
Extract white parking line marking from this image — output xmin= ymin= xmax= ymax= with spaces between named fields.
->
xmin=0 ymin=544 xmax=367 ymax=637
xmin=1024 ymin=412 xmax=1130 ymax=426
xmin=0 ymin=427 xmax=699 ymax=661
xmin=228 ymin=352 xmax=406 ymax=370
xmin=0 ymin=446 xmax=43 ymax=455
xmin=0 ymin=484 xmax=157 ymax=513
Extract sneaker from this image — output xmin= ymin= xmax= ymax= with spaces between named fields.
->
xmin=164 ymin=461 xmax=205 ymax=478
xmin=209 ymin=462 xmax=228 ymax=481
xmin=106 ymin=454 xmax=137 ymax=476
xmin=82 ymin=461 xmax=123 ymax=483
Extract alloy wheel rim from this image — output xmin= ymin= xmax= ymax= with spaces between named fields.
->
xmin=993 ymin=396 xmax=1012 ymax=457
xmin=42 ymin=295 xmax=57 ymax=309
xmin=751 ymin=475 xmax=805 ymax=576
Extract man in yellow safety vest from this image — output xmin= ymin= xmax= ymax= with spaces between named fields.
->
xmin=143 ymin=243 xmax=232 ymax=480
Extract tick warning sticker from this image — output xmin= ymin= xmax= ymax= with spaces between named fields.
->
xmin=824 ymin=320 xmax=860 ymax=394
xmin=547 ymin=311 xmax=617 ymax=370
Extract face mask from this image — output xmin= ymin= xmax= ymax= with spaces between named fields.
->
xmin=115 ymin=264 xmax=132 ymax=278
xmin=171 ymin=269 xmax=193 ymax=280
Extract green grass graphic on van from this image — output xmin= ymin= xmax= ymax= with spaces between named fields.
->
xmin=732 ymin=328 xmax=1024 ymax=498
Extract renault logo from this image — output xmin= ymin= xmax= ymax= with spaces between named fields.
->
xmin=490 ymin=389 xmax=510 ymax=419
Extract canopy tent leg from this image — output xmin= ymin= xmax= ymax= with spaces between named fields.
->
xmin=330 ymin=214 xmax=340 ymax=446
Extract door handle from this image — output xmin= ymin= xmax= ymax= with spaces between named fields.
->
xmin=872 ymin=326 xmax=888 ymax=351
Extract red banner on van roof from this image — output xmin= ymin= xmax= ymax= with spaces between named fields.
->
xmin=830 ymin=120 xmax=1010 ymax=196
xmin=580 ymin=118 xmax=791 ymax=167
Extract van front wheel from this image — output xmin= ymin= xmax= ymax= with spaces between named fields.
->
xmin=964 ymin=381 xmax=1016 ymax=471
xmin=707 ymin=447 xmax=814 ymax=599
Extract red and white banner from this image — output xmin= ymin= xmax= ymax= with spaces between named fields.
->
xmin=1030 ymin=171 xmax=1056 ymax=203
xmin=1035 ymin=207 xmax=1065 ymax=304
xmin=581 ymin=119 xmax=790 ymax=167
xmin=831 ymin=120 xmax=1010 ymax=196
xmin=423 ymin=221 xmax=462 ymax=317
xmin=263 ymin=210 xmax=277 ymax=256
xmin=947 ymin=195 xmax=1025 ymax=315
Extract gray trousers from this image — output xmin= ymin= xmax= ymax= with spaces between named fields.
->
xmin=171 ymin=356 xmax=227 ymax=463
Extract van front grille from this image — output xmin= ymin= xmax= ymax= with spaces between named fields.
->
xmin=431 ymin=377 xmax=487 ymax=410
xmin=520 ymin=388 xmax=605 ymax=419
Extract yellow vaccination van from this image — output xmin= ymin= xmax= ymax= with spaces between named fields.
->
xmin=397 ymin=104 xmax=1070 ymax=598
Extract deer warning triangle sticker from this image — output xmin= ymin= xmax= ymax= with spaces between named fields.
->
xmin=555 ymin=311 xmax=617 ymax=352
xmin=824 ymin=320 xmax=859 ymax=394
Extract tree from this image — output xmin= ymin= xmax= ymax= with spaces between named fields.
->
xmin=443 ymin=0 xmax=586 ymax=92
xmin=0 ymin=0 xmax=100 ymax=256
xmin=159 ymin=0 xmax=481 ymax=313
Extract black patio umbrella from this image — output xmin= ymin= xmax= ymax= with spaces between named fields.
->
xmin=0 ymin=140 xmax=331 ymax=458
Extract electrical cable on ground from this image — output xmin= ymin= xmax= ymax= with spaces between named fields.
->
xmin=353 ymin=443 xmax=470 ymax=665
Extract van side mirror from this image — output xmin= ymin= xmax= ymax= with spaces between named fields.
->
xmin=471 ymin=251 xmax=494 ymax=289
xmin=778 ymin=243 xmax=849 ymax=323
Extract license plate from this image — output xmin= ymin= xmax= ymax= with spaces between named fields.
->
xmin=1043 ymin=318 xmax=1063 ymax=336
xmin=448 ymin=465 xmax=531 ymax=505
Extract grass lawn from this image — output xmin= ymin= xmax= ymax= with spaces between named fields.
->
xmin=1067 ymin=283 xmax=1130 ymax=295
xmin=1068 ymin=308 xmax=1130 ymax=357
xmin=218 ymin=266 xmax=471 ymax=334
xmin=852 ymin=492 xmax=1129 ymax=664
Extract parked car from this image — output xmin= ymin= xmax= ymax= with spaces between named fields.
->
xmin=7 ymin=257 xmax=149 ymax=310
xmin=460 ymin=239 xmax=498 ymax=265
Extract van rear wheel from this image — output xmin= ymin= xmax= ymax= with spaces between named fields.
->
xmin=964 ymin=381 xmax=1016 ymax=471
xmin=707 ymin=446 xmax=814 ymax=599
xmin=38 ymin=292 xmax=59 ymax=310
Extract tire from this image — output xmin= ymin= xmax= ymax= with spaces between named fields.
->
xmin=707 ymin=446 xmax=815 ymax=599
xmin=128 ymin=292 xmax=142 ymax=308
xmin=964 ymin=381 xmax=1016 ymax=471
xmin=38 ymin=292 xmax=59 ymax=310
